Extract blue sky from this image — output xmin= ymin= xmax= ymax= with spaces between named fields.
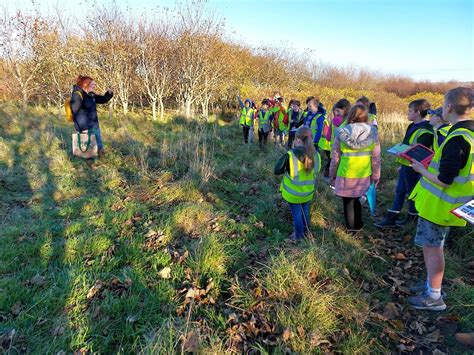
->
xmin=17 ymin=0 xmax=474 ymax=82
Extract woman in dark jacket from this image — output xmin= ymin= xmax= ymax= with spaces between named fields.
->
xmin=70 ymin=75 xmax=113 ymax=158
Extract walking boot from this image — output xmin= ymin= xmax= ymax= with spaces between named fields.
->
xmin=374 ymin=210 xmax=400 ymax=228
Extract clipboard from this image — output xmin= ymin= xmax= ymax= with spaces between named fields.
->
xmin=400 ymin=144 xmax=434 ymax=168
xmin=451 ymin=199 xmax=474 ymax=225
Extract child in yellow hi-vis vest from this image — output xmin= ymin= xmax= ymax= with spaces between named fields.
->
xmin=329 ymin=104 xmax=381 ymax=233
xmin=428 ymin=108 xmax=451 ymax=152
xmin=407 ymin=87 xmax=473 ymax=311
xmin=274 ymin=126 xmax=321 ymax=241
xmin=375 ymin=99 xmax=434 ymax=228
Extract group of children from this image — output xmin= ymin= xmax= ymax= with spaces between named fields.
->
xmin=238 ymin=87 xmax=473 ymax=311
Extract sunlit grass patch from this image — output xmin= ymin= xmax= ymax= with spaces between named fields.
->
xmin=256 ymin=248 xmax=367 ymax=353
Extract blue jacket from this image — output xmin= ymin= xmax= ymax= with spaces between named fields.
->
xmin=303 ymin=111 xmax=325 ymax=145
xmin=70 ymin=85 xmax=113 ymax=132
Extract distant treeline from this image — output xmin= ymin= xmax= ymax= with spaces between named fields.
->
xmin=0 ymin=1 xmax=466 ymax=118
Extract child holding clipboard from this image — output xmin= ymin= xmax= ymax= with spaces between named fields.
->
xmin=406 ymin=87 xmax=473 ymax=311
xmin=375 ymin=99 xmax=434 ymax=228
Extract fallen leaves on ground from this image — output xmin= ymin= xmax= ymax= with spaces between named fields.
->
xmin=144 ymin=229 xmax=166 ymax=250
xmin=176 ymin=280 xmax=215 ymax=316
xmin=86 ymin=277 xmax=133 ymax=303
xmin=158 ymin=267 xmax=171 ymax=279
xmin=361 ymin=231 xmax=469 ymax=353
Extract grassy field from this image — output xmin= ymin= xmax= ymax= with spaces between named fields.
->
xmin=0 ymin=104 xmax=473 ymax=354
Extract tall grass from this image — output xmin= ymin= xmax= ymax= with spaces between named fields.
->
xmin=378 ymin=112 xmax=408 ymax=144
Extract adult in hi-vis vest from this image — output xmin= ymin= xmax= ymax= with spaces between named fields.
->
xmin=407 ymin=87 xmax=473 ymax=311
xmin=274 ymin=126 xmax=321 ymax=241
xmin=237 ymin=94 xmax=255 ymax=144
xmin=329 ymin=104 xmax=381 ymax=233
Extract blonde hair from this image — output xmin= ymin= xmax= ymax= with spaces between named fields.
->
xmin=295 ymin=126 xmax=316 ymax=172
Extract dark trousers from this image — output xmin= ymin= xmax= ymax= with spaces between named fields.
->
xmin=287 ymin=130 xmax=295 ymax=149
xmin=289 ymin=202 xmax=311 ymax=239
xmin=322 ymin=150 xmax=331 ymax=177
xmin=258 ymin=129 xmax=269 ymax=148
xmin=342 ymin=197 xmax=363 ymax=231
xmin=242 ymin=125 xmax=250 ymax=143
xmin=391 ymin=165 xmax=420 ymax=214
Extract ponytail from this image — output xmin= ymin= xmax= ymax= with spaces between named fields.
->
xmin=295 ymin=126 xmax=315 ymax=172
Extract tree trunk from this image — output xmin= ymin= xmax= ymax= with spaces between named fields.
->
xmin=122 ymin=101 xmax=128 ymax=115
xmin=22 ymin=88 xmax=28 ymax=112
xmin=185 ymin=98 xmax=192 ymax=119
xmin=151 ymin=99 xmax=157 ymax=121
xmin=159 ymin=99 xmax=164 ymax=120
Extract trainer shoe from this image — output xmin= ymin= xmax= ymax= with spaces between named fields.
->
xmin=407 ymin=291 xmax=447 ymax=311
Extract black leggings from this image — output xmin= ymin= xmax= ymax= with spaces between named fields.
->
xmin=322 ymin=150 xmax=331 ymax=177
xmin=342 ymin=197 xmax=363 ymax=231
xmin=258 ymin=129 xmax=269 ymax=147
xmin=242 ymin=126 xmax=250 ymax=143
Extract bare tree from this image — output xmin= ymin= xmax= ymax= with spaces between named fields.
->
xmin=137 ymin=22 xmax=173 ymax=120
xmin=0 ymin=9 xmax=48 ymax=110
xmin=87 ymin=6 xmax=138 ymax=115
xmin=173 ymin=0 xmax=224 ymax=118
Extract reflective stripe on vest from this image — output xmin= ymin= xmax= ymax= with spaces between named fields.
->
xmin=258 ymin=110 xmax=271 ymax=129
xmin=240 ymin=107 xmax=254 ymax=126
xmin=318 ymin=117 xmax=332 ymax=151
xmin=410 ymin=129 xmax=474 ymax=227
xmin=419 ymin=178 xmax=472 ymax=204
xmin=304 ymin=112 xmax=323 ymax=139
xmin=337 ymin=138 xmax=375 ymax=178
xmin=280 ymin=150 xmax=321 ymax=203
xmin=276 ymin=107 xmax=287 ymax=132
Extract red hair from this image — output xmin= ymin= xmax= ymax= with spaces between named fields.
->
xmin=76 ymin=75 xmax=93 ymax=90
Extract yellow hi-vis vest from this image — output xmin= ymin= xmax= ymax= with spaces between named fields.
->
xmin=258 ymin=110 xmax=272 ymax=131
xmin=318 ymin=117 xmax=332 ymax=151
xmin=409 ymin=127 xmax=474 ymax=227
xmin=280 ymin=150 xmax=321 ymax=204
xmin=303 ymin=111 xmax=323 ymax=140
xmin=433 ymin=125 xmax=450 ymax=152
xmin=239 ymin=107 xmax=255 ymax=126
xmin=396 ymin=124 xmax=433 ymax=166
xmin=337 ymin=140 xmax=376 ymax=178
